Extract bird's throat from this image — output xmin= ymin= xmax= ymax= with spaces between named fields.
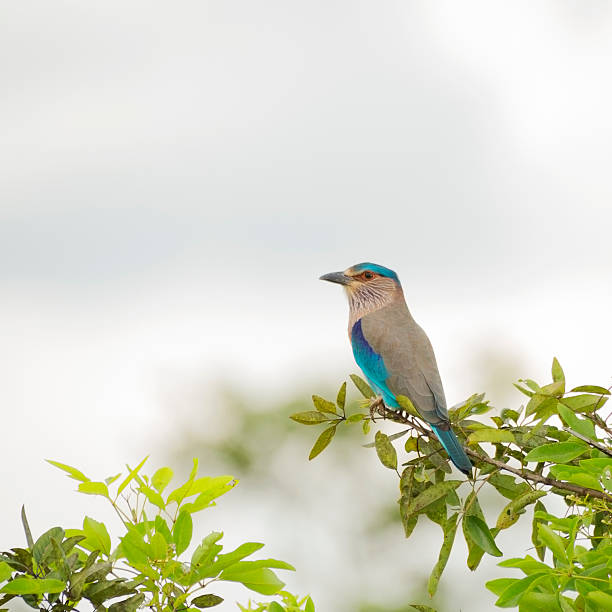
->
xmin=347 ymin=286 xmax=403 ymax=332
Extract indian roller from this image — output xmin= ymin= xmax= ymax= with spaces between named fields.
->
xmin=320 ymin=262 xmax=472 ymax=475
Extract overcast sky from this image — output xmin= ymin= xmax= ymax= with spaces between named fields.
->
xmin=2 ymin=2 xmax=612 ymax=610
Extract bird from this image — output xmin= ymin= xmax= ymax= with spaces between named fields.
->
xmin=320 ymin=262 xmax=472 ymax=475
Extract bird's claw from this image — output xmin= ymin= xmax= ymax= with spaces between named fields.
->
xmin=369 ymin=396 xmax=385 ymax=420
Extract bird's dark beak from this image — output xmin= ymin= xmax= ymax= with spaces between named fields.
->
xmin=319 ymin=271 xmax=351 ymax=285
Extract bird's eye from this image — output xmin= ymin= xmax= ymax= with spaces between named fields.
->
xmin=364 ymin=271 xmax=373 ymax=279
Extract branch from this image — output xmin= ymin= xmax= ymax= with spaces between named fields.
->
xmin=464 ymin=447 xmax=612 ymax=503
xmin=562 ymin=427 xmax=612 ymax=458
xmin=588 ymin=412 xmax=612 ymax=439
xmin=374 ymin=403 xmax=612 ymax=504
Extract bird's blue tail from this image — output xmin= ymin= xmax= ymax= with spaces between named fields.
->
xmin=432 ymin=425 xmax=472 ymax=476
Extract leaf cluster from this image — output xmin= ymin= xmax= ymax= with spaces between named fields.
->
xmin=0 ymin=507 xmax=137 ymax=612
xmin=294 ymin=358 xmax=612 ymax=610
xmin=1 ymin=458 xmax=314 ymax=611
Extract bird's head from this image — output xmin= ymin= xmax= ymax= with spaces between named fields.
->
xmin=320 ymin=262 xmax=402 ymax=314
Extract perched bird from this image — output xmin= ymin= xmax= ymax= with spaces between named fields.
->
xmin=320 ymin=262 xmax=472 ymax=475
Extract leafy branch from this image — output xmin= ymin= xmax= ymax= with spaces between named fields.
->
xmin=369 ymin=402 xmax=612 ymax=503
xmin=293 ymin=357 xmax=612 ymax=610
xmin=0 ymin=458 xmax=314 ymax=611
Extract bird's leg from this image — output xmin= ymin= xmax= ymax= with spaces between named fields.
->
xmin=369 ymin=396 xmax=385 ymax=420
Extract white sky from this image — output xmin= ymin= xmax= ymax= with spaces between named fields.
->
xmin=1 ymin=2 xmax=612 ymax=610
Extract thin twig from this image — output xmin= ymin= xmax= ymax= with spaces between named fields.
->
xmin=375 ymin=403 xmax=612 ymax=504
xmin=464 ymin=448 xmax=612 ymax=503
xmin=562 ymin=427 xmax=612 ymax=458
xmin=588 ymin=412 xmax=612 ymax=438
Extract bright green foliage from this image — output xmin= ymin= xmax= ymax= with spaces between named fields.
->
xmin=294 ymin=360 xmax=612 ymax=610
xmin=0 ymin=508 xmax=134 ymax=611
xmin=1 ymin=459 xmax=312 ymax=611
xmin=238 ymin=590 xmax=315 ymax=611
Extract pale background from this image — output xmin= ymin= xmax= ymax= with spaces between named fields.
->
xmin=2 ymin=1 xmax=611 ymax=610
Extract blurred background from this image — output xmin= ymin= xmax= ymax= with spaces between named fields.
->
xmin=2 ymin=1 xmax=612 ymax=610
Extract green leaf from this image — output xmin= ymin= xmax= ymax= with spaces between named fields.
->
xmin=486 ymin=577 xmax=516 ymax=596
xmin=557 ymin=595 xmax=577 ymax=612
xmin=174 ymin=511 xmax=193 ymax=556
xmin=402 ymin=481 xmax=462 ymax=516
xmin=191 ymin=532 xmax=224 ymax=569
xmin=78 ymin=481 xmax=109 ymax=497
xmin=68 ymin=556 xmax=112 ymax=599
xmin=570 ymin=385 xmax=610 ymax=395
xmin=497 ymin=555 xmax=550 ymax=573
xmin=496 ymin=490 xmax=546 ymax=530
xmin=487 ymin=473 xmax=530 ymax=500
xmin=308 ymin=425 xmax=336 ymax=460
xmin=117 ymin=456 xmax=148 ymax=496
xmin=525 ymin=394 xmax=557 ymax=418
xmin=289 ymin=411 xmax=330 ymax=425
xmin=427 ymin=514 xmax=458 ymax=596
xmin=494 ymin=572 xmax=548 ymax=607
xmin=0 ymin=562 xmax=13 ymax=583
xmin=107 ymin=593 xmax=146 ymax=612
xmin=191 ymin=543 xmax=273 ymax=583
xmin=1 ymin=577 xmax=66 ymax=595
xmin=551 ymin=357 xmax=565 ymax=386
xmin=557 ymin=403 xmax=596 ymax=440
xmin=523 ymin=379 xmax=541 ymax=392
xmin=152 ymin=467 xmax=173 ymax=493
xmin=350 ymin=374 xmax=375 ymax=398
xmin=84 ymin=580 xmax=140 ymax=606
xmin=463 ymin=515 xmax=502 ymax=557
xmin=537 ymin=524 xmax=567 ymax=563
xmin=149 ymin=532 xmax=168 ymax=560
xmin=46 ymin=460 xmax=90 ymax=483
xmin=467 ymin=429 xmax=515 ymax=445
xmin=540 ymin=381 xmax=565 ymax=397
xmin=20 ymin=506 xmax=34 ymax=550
xmin=579 ymin=458 xmax=612 ymax=475
xmin=547 ymin=465 xmax=602 ymax=490
xmin=32 ymin=527 xmax=64 ymax=564
xmin=119 ymin=529 xmax=150 ymax=565
xmin=418 ymin=439 xmax=452 ymax=474
xmin=82 ymin=517 xmax=111 ymax=556
xmin=312 ymin=395 xmax=338 ymax=415
xmin=561 ymin=394 xmax=607 ymax=413
xmin=219 ymin=565 xmax=285 ymax=596
xmin=500 ymin=409 xmax=520 ymax=423
xmin=531 ymin=500 xmax=547 ymax=561
xmin=587 ymin=591 xmax=612 ymax=608
xmin=192 ymin=594 xmax=224 ymax=608
xmin=155 ymin=516 xmax=173 ymax=546
xmin=524 ymin=441 xmax=588 ymax=463
xmin=346 ymin=413 xmax=365 ymax=423
xmin=336 ymin=382 xmax=347 ymax=410
xmin=139 ymin=485 xmax=166 ymax=509
xmin=396 ymin=395 xmax=421 ymax=418
xmin=305 ymin=597 xmax=315 ymax=612
xmin=513 ymin=383 xmax=534 ymax=398
xmin=400 ymin=512 xmax=419 ymax=539
xmin=374 ymin=431 xmax=398 ymax=470
xmin=168 ymin=475 xmax=237 ymax=509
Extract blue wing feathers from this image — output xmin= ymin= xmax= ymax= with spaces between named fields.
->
xmin=350 ymin=320 xmax=399 ymax=408
xmin=351 ymin=318 xmax=472 ymax=475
